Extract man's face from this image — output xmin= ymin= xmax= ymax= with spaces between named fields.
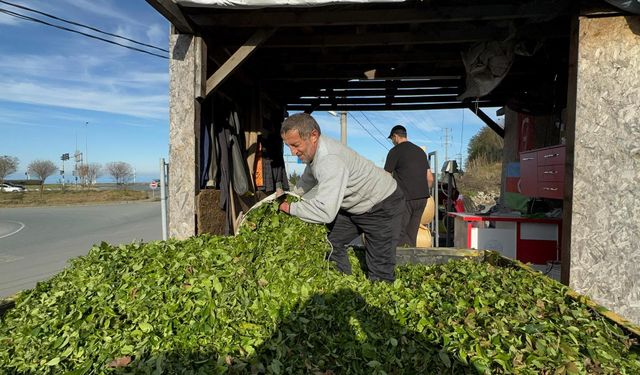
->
xmin=390 ymin=134 xmax=399 ymax=146
xmin=283 ymin=129 xmax=319 ymax=163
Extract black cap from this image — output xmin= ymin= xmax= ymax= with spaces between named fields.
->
xmin=388 ymin=125 xmax=407 ymax=138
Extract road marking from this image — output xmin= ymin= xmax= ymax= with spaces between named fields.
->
xmin=0 ymin=220 xmax=25 ymax=239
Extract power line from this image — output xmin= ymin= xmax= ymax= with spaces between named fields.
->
xmin=409 ymin=111 xmax=433 ymax=141
xmin=0 ymin=0 xmax=168 ymax=53
xmin=0 ymin=8 xmax=168 ymax=59
xmin=358 ymin=111 xmax=390 ymax=143
xmin=347 ymin=112 xmax=389 ymax=151
xmin=397 ymin=111 xmax=431 ymax=142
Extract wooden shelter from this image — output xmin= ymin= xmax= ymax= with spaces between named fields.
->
xmin=147 ymin=0 xmax=640 ymax=325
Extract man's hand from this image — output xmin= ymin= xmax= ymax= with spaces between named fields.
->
xmin=278 ymin=201 xmax=290 ymax=214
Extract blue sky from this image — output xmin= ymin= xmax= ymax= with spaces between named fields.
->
xmin=0 ymin=1 xmax=502 ymax=183
xmin=294 ymin=109 xmax=503 ymax=177
xmin=0 ymin=0 xmax=169 ymax=183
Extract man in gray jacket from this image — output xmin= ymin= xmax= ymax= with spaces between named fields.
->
xmin=278 ymin=113 xmax=405 ymax=282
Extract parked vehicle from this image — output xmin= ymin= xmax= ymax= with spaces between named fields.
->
xmin=5 ymin=182 xmax=25 ymax=189
xmin=0 ymin=183 xmax=25 ymax=192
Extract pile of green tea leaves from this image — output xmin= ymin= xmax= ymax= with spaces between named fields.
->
xmin=1 ymin=199 xmax=639 ymax=374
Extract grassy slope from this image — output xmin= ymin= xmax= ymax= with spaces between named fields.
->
xmin=457 ymin=158 xmax=502 ymax=198
xmin=0 ymin=189 xmax=150 ymax=207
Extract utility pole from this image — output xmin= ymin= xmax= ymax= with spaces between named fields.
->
xmin=74 ymin=132 xmax=81 ymax=186
xmin=328 ymin=111 xmax=348 ymax=145
xmin=442 ymin=127 xmax=451 ymax=161
xmin=84 ymin=121 xmax=89 ymax=167
xmin=74 ymin=151 xmax=82 ymax=186
xmin=340 ymin=111 xmax=347 ymax=145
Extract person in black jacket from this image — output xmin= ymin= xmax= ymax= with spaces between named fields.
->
xmin=384 ymin=125 xmax=434 ymax=247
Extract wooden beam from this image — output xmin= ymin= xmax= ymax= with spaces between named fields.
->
xmin=257 ymin=54 xmax=552 ymax=83
xmin=189 ymin=2 xmax=567 ymax=28
xmin=230 ymin=26 xmax=509 ymax=48
xmin=279 ymin=85 xmax=527 ymax=100
xmin=265 ymin=78 xmax=463 ymax=90
xmin=291 ymin=95 xmax=464 ymax=105
xmin=279 ymin=87 xmax=463 ymax=98
xmin=256 ymin=50 xmax=462 ymax=66
xmin=207 ymin=47 xmax=255 ymax=87
xmin=261 ymin=67 xmax=464 ymax=81
xmin=561 ymin=10 xmax=580 ymax=286
xmin=146 ymin=0 xmax=193 ymax=34
xmin=467 ymin=105 xmax=505 ymax=138
xmin=205 ymin=28 xmax=275 ymax=96
xmin=287 ymin=101 xmax=502 ymax=111
xmin=264 ymin=74 xmax=546 ymax=99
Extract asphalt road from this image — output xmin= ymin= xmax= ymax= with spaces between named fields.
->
xmin=0 ymin=201 xmax=162 ymax=298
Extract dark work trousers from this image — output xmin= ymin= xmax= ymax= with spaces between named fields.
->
xmin=399 ymin=197 xmax=428 ymax=247
xmin=327 ymin=187 xmax=405 ymax=282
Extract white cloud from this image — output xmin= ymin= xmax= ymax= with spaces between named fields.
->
xmin=0 ymin=79 xmax=167 ymax=120
xmin=146 ymin=24 xmax=168 ymax=46
xmin=0 ymin=49 xmax=167 ymax=120
xmin=0 ymin=108 xmax=50 ymax=128
xmin=0 ymin=54 xmax=102 ymax=80
xmin=61 ymin=0 xmax=143 ymax=27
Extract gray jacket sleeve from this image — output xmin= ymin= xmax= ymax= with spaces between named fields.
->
xmin=292 ymin=165 xmax=316 ymax=195
xmin=289 ymin=154 xmax=348 ymax=224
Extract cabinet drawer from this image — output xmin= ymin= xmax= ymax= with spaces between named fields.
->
xmin=520 ymin=151 xmax=537 ymax=165
xmin=537 ymin=146 xmax=565 ymax=166
xmin=537 ymin=164 xmax=564 ymax=182
xmin=519 ymin=151 xmax=538 ymax=197
xmin=538 ymin=182 xmax=563 ymax=199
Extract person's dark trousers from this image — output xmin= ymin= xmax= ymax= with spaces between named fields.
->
xmin=399 ymin=197 xmax=428 ymax=247
xmin=327 ymin=188 xmax=405 ymax=282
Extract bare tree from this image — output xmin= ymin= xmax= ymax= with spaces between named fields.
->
xmin=27 ymin=160 xmax=57 ymax=192
xmin=76 ymin=163 xmax=101 ymax=187
xmin=77 ymin=164 xmax=90 ymax=187
xmin=0 ymin=155 xmax=19 ymax=184
xmin=106 ymin=161 xmax=134 ymax=187
xmin=87 ymin=163 xmax=102 ymax=185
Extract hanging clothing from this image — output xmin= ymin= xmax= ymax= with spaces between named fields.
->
xmin=214 ymin=104 xmax=233 ymax=234
xmin=199 ymin=96 xmax=218 ymax=189
xmin=254 ymin=137 xmax=264 ymax=189
xmin=259 ymin=119 xmax=289 ymax=192
xmin=229 ymin=110 xmax=254 ymax=196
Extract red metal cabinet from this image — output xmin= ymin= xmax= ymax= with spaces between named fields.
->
xmin=519 ymin=145 xmax=565 ymax=199
xmin=538 ymin=182 xmax=563 ymax=199
xmin=519 ymin=151 xmax=538 ymax=196
xmin=537 ymin=147 xmax=565 ymax=166
xmin=537 ymin=164 xmax=564 ymax=182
